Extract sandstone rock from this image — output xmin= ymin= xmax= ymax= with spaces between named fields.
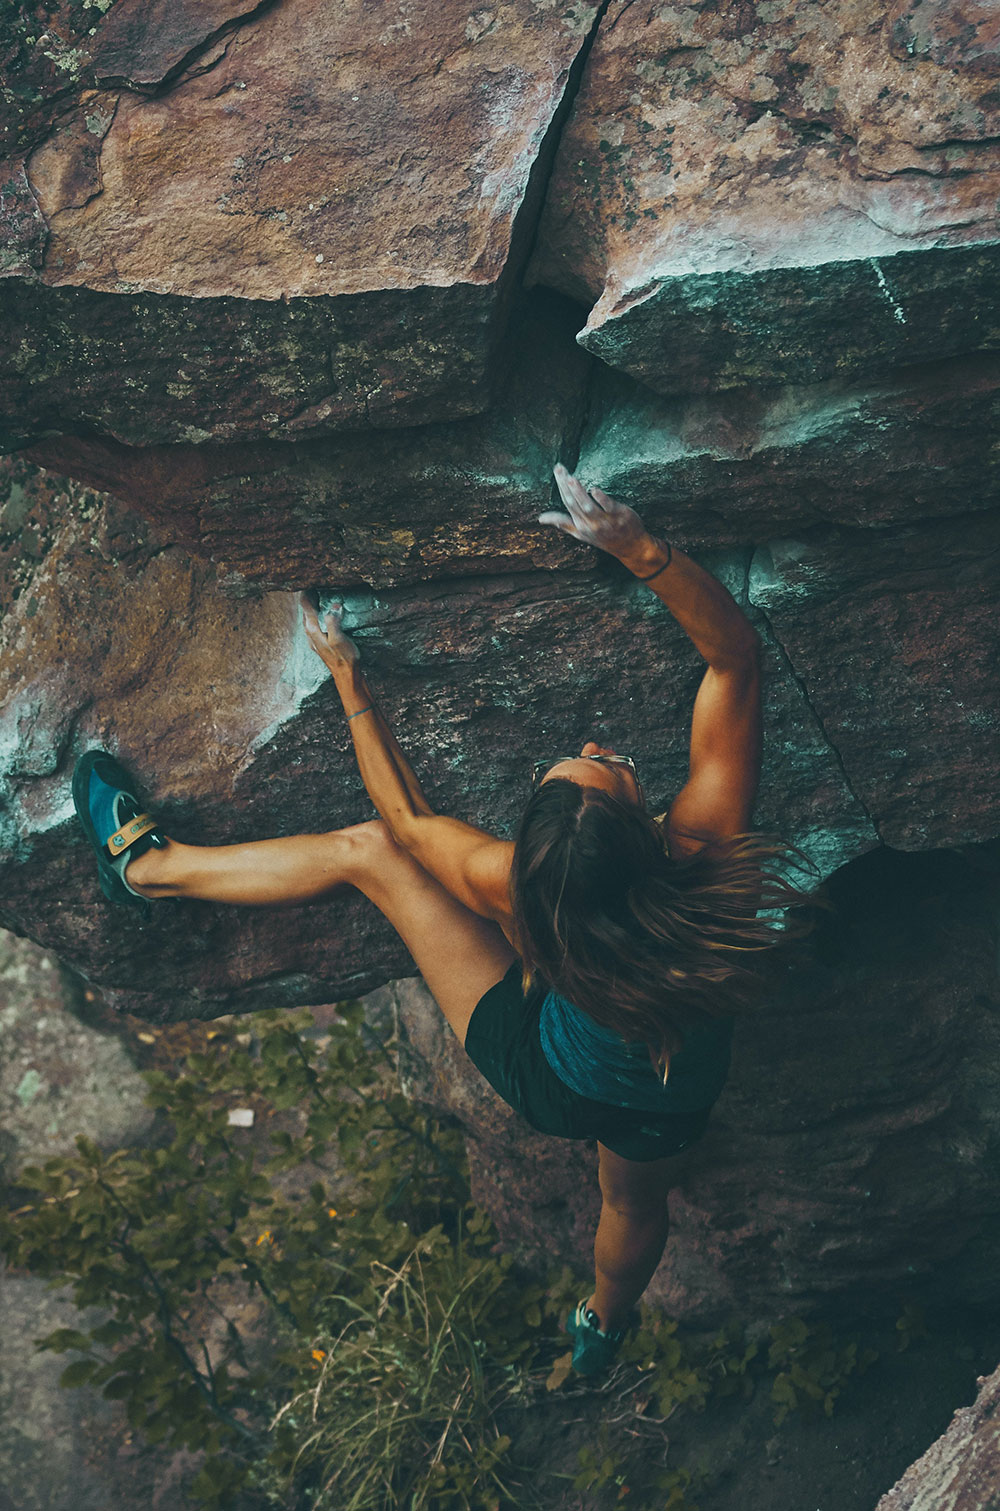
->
xmin=90 ymin=0 xmax=267 ymax=90
xmin=0 ymin=1 xmax=109 ymax=160
xmin=748 ymin=512 xmax=1000 ymax=850
xmin=1 ymin=0 xmax=601 ymax=445
xmin=27 ymin=333 xmax=1000 ymax=591
xmin=876 ymin=1357 xmax=1000 ymax=1511
xmin=397 ymin=844 xmax=1000 ymax=1324
xmin=531 ymin=0 xmax=1000 ymax=393
xmin=0 ymin=159 xmax=48 ymax=277
xmin=887 ymin=0 xmax=1000 ymax=73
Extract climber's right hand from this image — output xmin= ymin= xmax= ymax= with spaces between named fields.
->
xmin=538 ymin=465 xmax=658 ymax=566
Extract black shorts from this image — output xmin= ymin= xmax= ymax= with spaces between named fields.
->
xmin=464 ymin=962 xmax=717 ymax=1162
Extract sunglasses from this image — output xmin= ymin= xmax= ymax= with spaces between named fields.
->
xmin=530 ymin=754 xmax=644 ymax=804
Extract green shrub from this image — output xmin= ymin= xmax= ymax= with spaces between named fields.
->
xmin=767 ymin=1316 xmax=879 ymax=1425
xmin=0 ymin=1006 xmax=549 ymax=1509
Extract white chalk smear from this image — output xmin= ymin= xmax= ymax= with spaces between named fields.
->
xmin=869 ymin=258 xmax=908 ymax=325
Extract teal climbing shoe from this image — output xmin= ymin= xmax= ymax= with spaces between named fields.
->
xmin=72 ymin=749 xmax=166 ymax=916
xmin=565 ymin=1300 xmax=627 ymax=1376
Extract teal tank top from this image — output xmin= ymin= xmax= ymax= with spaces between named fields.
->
xmin=538 ymin=991 xmax=733 ymax=1114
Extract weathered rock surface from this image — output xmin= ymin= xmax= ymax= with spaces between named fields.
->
xmin=22 ymin=294 xmax=593 ymax=587
xmin=876 ymin=1357 xmax=1000 ymax=1511
xmin=0 ymin=930 xmax=153 ymax=1177
xmin=749 ymin=516 xmax=1000 ymax=852
xmin=0 ymin=926 xmax=203 ymax=1511
xmin=24 ymin=331 xmax=1000 ymax=592
xmin=1 ymin=0 xmax=601 ymax=445
xmin=0 ymin=1265 xmax=200 ymax=1511
xmin=398 ymin=844 xmax=1000 ymax=1324
xmin=1 ymin=0 xmax=999 ymax=1353
xmin=577 ymin=353 xmax=1000 ymax=547
xmin=531 ymin=0 xmax=1000 ymax=392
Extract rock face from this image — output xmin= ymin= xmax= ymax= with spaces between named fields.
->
xmin=0 ymin=926 xmax=196 ymax=1511
xmin=0 ymin=929 xmax=153 ymax=1177
xmin=2 ymin=0 xmax=1000 ymax=1336
xmin=531 ymin=0 xmax=1000 ymax=392
xmin=876 ymin=1358 xmax=1000 ymax=1511
xmin=0 ymin=452 xmax=875 ymax=1015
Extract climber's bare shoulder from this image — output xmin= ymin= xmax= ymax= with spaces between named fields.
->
xmin=397 ymin=813 xmax=515 ymax=929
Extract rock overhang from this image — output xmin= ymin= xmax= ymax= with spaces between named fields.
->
xmin=20 ymin=290 xmax=595 ymax=584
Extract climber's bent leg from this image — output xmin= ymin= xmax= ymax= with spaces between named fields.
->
xmin=127 ymin=820 xmax=516 ymax=1046
xmin=346 ymin=821 xmax=517 ymax=1047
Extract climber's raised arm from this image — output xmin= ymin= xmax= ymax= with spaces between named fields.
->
xmin=540 ymin=467 xmax=761 ymax=854
xmin=300 ymin=595 xmax=513 ymax=925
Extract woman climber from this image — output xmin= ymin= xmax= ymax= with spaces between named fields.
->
xmin=74 ymin=465 xmax=795 ymax=1375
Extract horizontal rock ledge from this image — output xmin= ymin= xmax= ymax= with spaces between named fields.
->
xmin=21 ymin=292 xmax=593 ymax=587
xmin=22 ymin=332 xmax=1000 ymax=593
xmin=578 ymin=350 xmax=1000 ymax=549
xmin=575 ymin=242 xmax=1000 ymax=396
xmin=0 ymin=276 xmax=506 ymax=449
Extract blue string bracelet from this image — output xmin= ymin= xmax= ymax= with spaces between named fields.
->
xmin=347 ymin=705 xmax=375 ymax=720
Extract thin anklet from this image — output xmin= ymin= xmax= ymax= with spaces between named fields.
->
xmin=347 ymin=705 xmax=375 ymax=720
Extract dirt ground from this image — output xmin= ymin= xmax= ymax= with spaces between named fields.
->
xmin=510 ymin=1304 xmax=1000 ymax=1511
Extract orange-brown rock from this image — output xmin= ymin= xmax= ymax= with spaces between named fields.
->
xmin=531 ymin=0 xmax=1000 ymax=392
xmin=1 ymin=0 xmax=601 ymax=444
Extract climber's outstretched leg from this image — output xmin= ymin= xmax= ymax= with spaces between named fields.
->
xmin=129 ymin=820 xmax=517 ymax=1047
xmin=126 ymin=825 xmax=380 ymax=906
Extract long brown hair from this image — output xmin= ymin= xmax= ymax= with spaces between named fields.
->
xmin=509 ymin=779 xmax=812 ymax=1069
